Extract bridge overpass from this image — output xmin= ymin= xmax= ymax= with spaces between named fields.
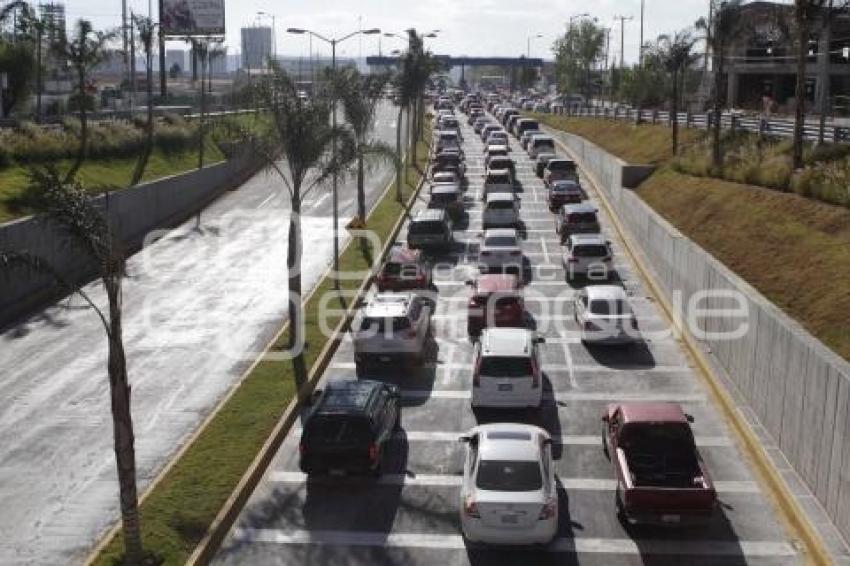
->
xmin=366 ymin=55 xmax=546 ymax=87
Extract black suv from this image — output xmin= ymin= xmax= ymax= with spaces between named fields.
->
xmin=299 ymin=380 xmax=401 ymax=476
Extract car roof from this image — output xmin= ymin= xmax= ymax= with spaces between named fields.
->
xmin=532 ymin=135 xmax=554 ymax=142
xmin=548 ymin=158 xmax=575 ymax=166
xmin=617 ymin=402 xmax=688 ymax=425
xmin=476 ymin=274 xmax=520 ymax=293
xmin=569 ymin=233 xmax=607 ymax=246
xmin=562 ymin=202 xmax=598 ymax=214
xmin=413 ymin=208 xmax=447 ymax=222
xmin=431 ymin=184 xmax=460 ymax=194
xmin=536 ymin=153 xmax=556 ymax=162
xmin=386 ymin=244 xmax=420 ymax=264
xmin=585 ymin=285 xmax=628 ymax=301
xmin=317 ymin=379 xmax=383 ymax=414
xmin=475 ymin=423 xmax=546 ymax=462
xmin=483 ymin=228 xmax=517 ymax=239
xmin=364 ymin=293 xmax=413 ymax=318
xmin=486 ymin=192 xmax=515 ymax=202
xmin=552 ymin=179 xmax=580 ymax=188
xmin=481 ymin=327 xmax=534 ymax=357
xmin=486 ymin=168 xmax=511 ymax=177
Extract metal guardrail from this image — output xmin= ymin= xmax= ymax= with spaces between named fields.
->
xmin=549 ymin=105 xmax=850 ymax=144
xmin=0 ymin=107 xmax=258 ymax=130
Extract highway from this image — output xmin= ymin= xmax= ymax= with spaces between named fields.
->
xmin=0 ymin=102 xmax=404 ymax=565
xmin=213 ymin=108 xmax=798 ymax=565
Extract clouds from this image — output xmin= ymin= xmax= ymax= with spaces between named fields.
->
xmin=63 ymin=0 xmax=711 ymax=64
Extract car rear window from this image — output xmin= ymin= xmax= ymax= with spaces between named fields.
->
xmin=476 ymin=460 xmax=542 ymax=491
xmin=487 ymin=173 xmax=510 ymax=184
xmin=484 ymin=236 xmax=517 ymax=247
xmin=552 ymin=184 xmax=578 ymax=193
xmin=305 ymin=416 xmax=373 ymax=444
xmin=549 ymin=161 xmax=576 ymax=171
xmin=430 ymin=192 xmax=457 ymax=205
xmin=573 ymin=245 xmax=609 ymax=257
xmin=567 ymin=212 xmax=597 ymax=223
xmin=487 ymin=200 xmax=514 ymax=210
xmin=410 ymin=220 xmax=445 ymax=235
xmin=359 ymin=316 xmax=411 ymax=332
xmin=480 ymin=356 xmax=532 ymax=377
xmin=382 ymin=262 xmax=420 ymax=278
xmin=589 ymin=299 xmax=629 ymax=315
xmin=533 ymin=139 xmax=554 ymax=149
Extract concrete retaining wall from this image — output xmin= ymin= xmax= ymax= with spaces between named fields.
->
xmin=550 ymin=128 xmax=850 ymax=544
xmin=0 ymin=154 xmax=263 ymax=326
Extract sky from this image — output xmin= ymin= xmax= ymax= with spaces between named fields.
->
xmin=58 ymin=0 xmax=715 ymax=64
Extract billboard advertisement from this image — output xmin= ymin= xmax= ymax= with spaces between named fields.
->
xmin=161 ymin=0 xmax=225 ymax=36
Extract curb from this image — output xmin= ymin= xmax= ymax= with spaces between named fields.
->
xmin=184 ymin=161 xmax=426 ymax=565
xmin=551 ymin=132 xmax=831 ymax=566
xmin=82 ymin=151 xmax=419 ymax=566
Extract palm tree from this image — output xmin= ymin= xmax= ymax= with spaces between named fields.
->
xmin=52 ymin=19 xmax=115 ymax=182
xmin=697 ymin=0 xmax=744 ymax=170
xmin=130 ymin=15 xmax=156 ymax=185
xmin=0 ymin=168 xmax=143 ymax=564
xmin=646 ymin=30 xmax=699 ymax=156
xmin=188 ymin=38 xmax=210 ymax=169
xmin=335 ymin=68 xmax=397 ymax=223
xmin=243 ymin=64 xmax=356 ymax=391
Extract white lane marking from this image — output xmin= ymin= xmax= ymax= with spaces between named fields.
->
xmin=268 ymin=471 xmax=756 ymax=493
xmin=256 ymin=192 xmax=276 ymax=208
xmin=231 ymin=529 xmax=794 ymax=557
xmin=541 ymin=236 xmax=551 ymax=264
xmin=563 ymin=340 xmax=578 ymax=390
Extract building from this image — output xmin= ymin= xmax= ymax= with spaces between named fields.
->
xmin=241 ymin=26 xmax=272 ymax=71
xmin=209 ymin=50 xmax=228 ymax=76
xmin=722 ymin=1 xmax=850 ymax=114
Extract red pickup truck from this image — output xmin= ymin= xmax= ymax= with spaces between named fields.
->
xmin=602 ymin=402 xmax=717 ymax=526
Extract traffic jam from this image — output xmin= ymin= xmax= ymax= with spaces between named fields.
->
xmin=215 ymin=92 xmax=797 ymax=564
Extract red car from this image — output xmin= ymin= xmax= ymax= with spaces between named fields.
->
xmin=465 ymin=274 xmax=525 ymax=337
xmin=547 ymin=180 xmax=585 ymax=212
xmin=375 ymin=245 xmax=432 ymax=292
xmin=602 ymin=402 xmax=717 ymax=527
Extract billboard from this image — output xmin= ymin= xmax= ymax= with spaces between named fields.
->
xmin=161 ymin=0 xmax=225 ymax=36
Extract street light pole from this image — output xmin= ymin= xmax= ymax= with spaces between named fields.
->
xmin=527 ymin=33 xmax=542 ymax=58
xmin=639 ymin=0 xmax=645 ymax=66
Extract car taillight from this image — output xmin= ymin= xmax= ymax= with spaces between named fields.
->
xmin=406 ymin=328 xmax=418 ymax=338
xmin=538 ymin=499 xmax=557 ymax=520
xmin=531 ymin=359 xmax=540 ymax=388
xmin=368 ymin=443 xmax=378 ymax=462
xmin=603 ymin=256 xmax=612 ymax=262
xmin=631 ymin=317 xmax=639 ymax=330
xmin=464 ymin=496 xmax=480 ymax=518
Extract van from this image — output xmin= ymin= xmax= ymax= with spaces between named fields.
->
xmin=514 ymin=118 xmax=539 ymax=139
xmin=406 ymin=208 xmax=453 ymax=250
xmin=555 ymin=203 xmax=601 ymax=243
xmin=483 ymin=192 xmax=519 ymax=229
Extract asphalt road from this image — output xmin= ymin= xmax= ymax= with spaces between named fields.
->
xmin=0 ymin=102 xmax=404 ymax=565
xmin=214 ymin=108 xmax=798 ymax=565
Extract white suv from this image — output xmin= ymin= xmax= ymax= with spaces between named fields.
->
xmin=478 ymin=228 xmax=523 ymax=273
xmin=574 ymin=285 xmax=639 ymax=345
xmin=459 ymin=423 xmax=558 ymax=546
xmin=353 ymin=293 xmax=432 ymax=374
xmin=471 ymin=328 xmax=545 ymax=408
xmin=563 ymin=234 xmax=613 ymax=281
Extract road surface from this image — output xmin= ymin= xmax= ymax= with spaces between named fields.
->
xmin=0 ymin=102 xmax=404 ymax=565
xmin=214 ymin=108 xmax=798 ymax=565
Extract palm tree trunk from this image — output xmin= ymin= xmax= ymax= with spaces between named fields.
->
xmin=712 ymin=44 xmax=723 ymax=170
xmin=672 ymin=68 xmax=680 ymax=156
xmin=198 ymin=54 xmax=206 ymax=170
xmin=67 ymin=68 xmax=87 ymax=182
xmin=105 ymin=278 xmax=143 ymax=564
xmin=395 ymin=105 xmax=403 ymax=203
xmin=406 ymin=105 xmax=413 ymax=174
xmin=36 ymin=26 xmax=42 ymax=121
xmin=131 ymin=47 xmax=154 ymax=185
xmin=356 ymin=151 xmax=366 ymax=221
xmin=287 ymin=188 xmax=307 ymax=397
xmin=792 ymin=0 xmax=807 ymax=170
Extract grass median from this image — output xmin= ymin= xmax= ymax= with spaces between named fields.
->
xmin=92 ymin=136 xmax=429 ymax=565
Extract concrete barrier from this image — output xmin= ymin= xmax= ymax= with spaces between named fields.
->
xmin=0 ymin=153 xmax=263 ymax=326
xmin=548 ymin=127 xmax=850 ymax=547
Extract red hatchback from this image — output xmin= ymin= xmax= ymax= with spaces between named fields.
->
xmin=465 ymin=274 xmax=525 ymax=337
xmin=376 ymin=245 xmax=432 ymax=292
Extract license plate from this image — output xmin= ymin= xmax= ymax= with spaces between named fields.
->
xmin=498 ymin=383 xmax=513 ymax=392
xmin=379 ymin=355 xmax=391 ymax=362
xmin=500 ymin=514 xmax=519 ymax=524
xmin=661 ymin=514 xmax=681 ymax=523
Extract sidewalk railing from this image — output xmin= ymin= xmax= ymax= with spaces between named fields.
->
xmin=548 ymin=104 xmax=850 ymax=144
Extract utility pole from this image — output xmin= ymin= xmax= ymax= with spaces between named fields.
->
xmin=614 ymin=15 xmax=633 ymax=69
xmin=639 ymin=0 xmax=645 ymax=65
xmin=122 ymin=0 xmax=129 ymax=107
xmin=159 ymin=0 xmax=166 ymax=98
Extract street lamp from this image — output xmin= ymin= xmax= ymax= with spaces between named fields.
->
xmin=287 ymin=26 xmax=381 ymax=285
xmin=527 ymin=33 xmax=542 ymax=58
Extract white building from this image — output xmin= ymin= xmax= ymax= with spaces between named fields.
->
xmin=241 ymin=26 xmax=272 ymax=71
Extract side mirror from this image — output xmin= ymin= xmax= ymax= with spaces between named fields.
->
xmin=685 ymin=413 xmax=695 ymax=423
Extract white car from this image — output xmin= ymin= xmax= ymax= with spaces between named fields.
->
xmin=563 ymin=233 xmax=613 ymax=281
xmin=483 ymin=192 xmax=520 ymax=229
xmin=528 ymin=135 xmax=556 ymax=159
xmin=471 ymin=328 xmax=545 ymax=408
xmin=480 ymin=124 xmax=502 ymax=142
xmin=574 ymin=285 xmax=640 ymax=345
xmin=353 ymin=293 xmax=432 ymax=373
xmin=482 ymin=169 xmax=514 ymax=200
xmin=486 ymin=131 xmax=510 ymax=149
xmin=478 ymin=228 xmax=523 ymax=272
xmin=459 ymin=423 xmax=558 ymax=546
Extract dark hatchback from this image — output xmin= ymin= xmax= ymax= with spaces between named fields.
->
xmin=299 ymin=380 xmax=401 ymax=476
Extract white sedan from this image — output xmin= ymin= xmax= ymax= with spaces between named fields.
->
xmin=478 ymin=228 xmax=523 ymax=273
xmin=459 ymin=423 xmax=559 ymax=545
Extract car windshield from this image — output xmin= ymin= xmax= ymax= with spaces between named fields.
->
xmin=487 ymin=174 xmax=510 ymax=184
xmin=553 ymin=184 xmax=578 ymax=193
xmin=567 ymin=212 xmax=597 ymax=223
xmin=484 ymin=236 xmax=517 ymax=248
xmin=534 ymin=141 xmax=555 ymax=150
xmin=306 ymin=416 xmax=372 ymax=444
xmin=574 ymin=245 xmax=609 ymax=257
xmin=549 ymin=161 xmax=576 ymax=172
xmin=480 ymin=356 xmax=532 ymax=377
xmin=476 ymin=460 xmax=542 ymax=492
xmin=410 ymin=220 xmax=444 ymax=235
xmin=589 ymin=299 xmax=629 ymax=315
xmin=430 ymin=192 xmax=457 ymax=204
